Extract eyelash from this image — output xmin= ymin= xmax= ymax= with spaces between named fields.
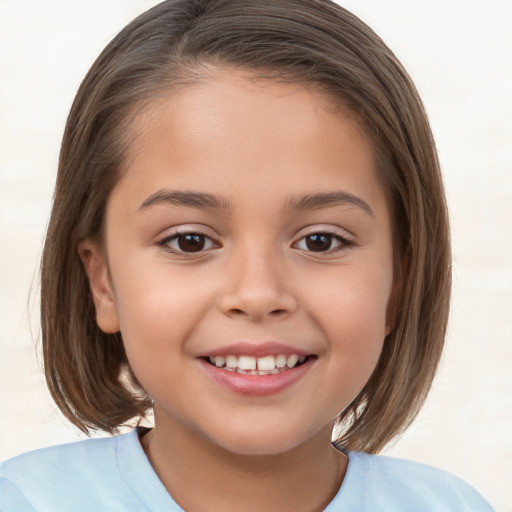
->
xmin=294 ymin=232 xmax=354 ymax=253
xmin=157 ymin=231 xmax=219 ymax=255
xmin=156 ymin=230 xmax=353 ymax=256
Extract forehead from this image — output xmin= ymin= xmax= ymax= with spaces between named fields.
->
xmin=107 ymin=70 xmax=390 ymax=225
xmin=131 ymin=73 xmax=346 ymax=143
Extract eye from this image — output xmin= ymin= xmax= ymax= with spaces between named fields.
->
xmin=158 ymin=232 xmax=218 ymax=253
xmin=295 ymin=232 xmax=351 ymax=253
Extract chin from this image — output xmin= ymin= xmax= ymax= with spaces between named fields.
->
xmin=205 ymin=423 xmax=315 ymax=457
xmin=220 ymin=440 xmax=297 ymax=457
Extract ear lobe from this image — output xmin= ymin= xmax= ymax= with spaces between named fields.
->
xmin=78 ymin=240 xmax=120 ymax=334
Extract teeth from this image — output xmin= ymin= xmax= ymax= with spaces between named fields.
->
xmin=286 ymin=354 xmax=299 ymax=368
xmin=275 ymin=355 xmax=287 ymax=368
xmin=225 ymin=355 xmax=238 ymax=368
xmin=214 ymin=356 xmax=225 ymax=367
xmin=257 ymin=355 xmax=275 ymax=371
xmin=238 ymin=355 xmax=257 ymax=370
xmin=208 ymin=353 xmax=308 ymax=374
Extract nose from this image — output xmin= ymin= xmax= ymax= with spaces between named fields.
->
xmin=218 ymin=249 xmax=298 ymax=322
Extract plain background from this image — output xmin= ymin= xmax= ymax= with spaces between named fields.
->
xmin=0 ymin=1 xmax=511 ymax=510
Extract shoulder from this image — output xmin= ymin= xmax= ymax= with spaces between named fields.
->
xmin=332 ymin=451 xmax=495 ymax=512
xmin=0 ymin=431 xmax=146 ymax=511
xmin=1 ymin=434 xmax=118 ymax=483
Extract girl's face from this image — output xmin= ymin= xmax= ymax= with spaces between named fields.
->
xmin=83 ymin=72 xmax=395 ymax=456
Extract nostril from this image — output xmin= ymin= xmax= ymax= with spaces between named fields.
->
xmin=220 ymin=290 xmax=298 ymax=319
xmin=226 ymin=307 xmax=288 ymax=319
xmin=269 ymin=308 xmax=287 ymax=316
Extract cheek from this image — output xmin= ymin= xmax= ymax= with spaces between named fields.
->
xmin=111 ymin=277 xmax=204 ymax=404
xmin=306 ymin=263 xmax=391 ymax=382
xmin=308 ymin=265 xmax=391 ymax=337
xmin=110 ymin=262 xmax=213 ymax=361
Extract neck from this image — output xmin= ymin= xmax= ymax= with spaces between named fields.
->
xmin=141 ymin=413 xmax=347 ymax=512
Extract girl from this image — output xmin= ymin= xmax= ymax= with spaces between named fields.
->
xmin=0 ymin=1 xmax=495 ymax=510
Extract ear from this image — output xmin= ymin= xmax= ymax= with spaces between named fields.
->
xmin=78 ymin=240 xmax=120 ymax=334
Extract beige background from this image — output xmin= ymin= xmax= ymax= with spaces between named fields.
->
xmin=1 ymin=1 xmax=511 ymax=510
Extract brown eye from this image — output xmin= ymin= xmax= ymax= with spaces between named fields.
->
xmin=177 ymin=234 xmax=206 ymax=252
xmin=158 ymin=232 xmax=218 ymax=254
xmin=304 ymin=234 xmax=333 ymax=252
xmin=295 ymin=232 xmax=350 ymax=253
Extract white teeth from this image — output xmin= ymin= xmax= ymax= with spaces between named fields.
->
xmin=275 ymin=355 xmax=287 ymax=368
xmin=208 ymin=353 xmax=308 ymax=373
xmin=214 ymin=356 xmax=225 ymax=368
xmin=257 ymin=355 xmax=275 ymax=371
xmin=225 ymin=355 xmax=238 ymax=368
xmin=238 ymin=355 xmax=257 ymax=370
xmin=286 ymin=354 xmax=299 ymax=368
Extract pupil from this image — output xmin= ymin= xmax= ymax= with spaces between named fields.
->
xmin=306 ymin=234 xmax=331 ymax=252
xmin=178 ymin=234 xmax=205 ymax=252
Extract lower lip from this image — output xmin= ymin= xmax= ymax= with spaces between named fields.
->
xmin=198 ymin=358 xmax=315 ymax=396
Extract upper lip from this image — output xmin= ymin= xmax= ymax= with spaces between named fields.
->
xmin=200 ymin=341 xmax=312 ymax=358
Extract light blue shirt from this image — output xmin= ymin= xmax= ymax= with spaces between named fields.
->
xmin=0 ymin=428 xmax=495 ymax=511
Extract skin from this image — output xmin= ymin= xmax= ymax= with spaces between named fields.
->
xmin=80 ymin=71 xmax=395 ymax=512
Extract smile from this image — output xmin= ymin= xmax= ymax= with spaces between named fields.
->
xmin=199 ymin=346 xmax=316 ymax=396
xmin=207 ymin=354 xmax=308 ymax=375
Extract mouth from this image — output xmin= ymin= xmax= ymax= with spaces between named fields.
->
xmin=198 ymin=342 xmax=317 ymax=395
xmin=203 ymin=354 xmax=313 ymax=376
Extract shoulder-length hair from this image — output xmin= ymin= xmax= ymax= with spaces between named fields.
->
xmin=41 ymin=0 xmax=450 ymax=453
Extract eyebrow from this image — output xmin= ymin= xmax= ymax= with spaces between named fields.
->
xmin=138 ymin=190 xmax=233 ymax=212
xmin=286 ymin=192 xmax=374 ymax=217
xmin=138 ymin=189 xmax=373 ymax=217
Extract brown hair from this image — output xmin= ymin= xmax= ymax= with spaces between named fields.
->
xmin=41 ymin=0 xmax=451 ymax=453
